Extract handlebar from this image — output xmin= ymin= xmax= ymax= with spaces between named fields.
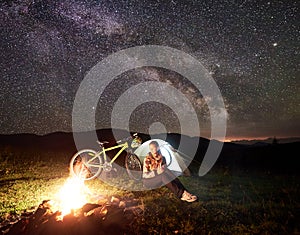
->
xmin=96 ymin=140 xmax=109 ymax=146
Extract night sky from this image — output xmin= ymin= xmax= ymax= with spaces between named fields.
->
xmin=1 ymin=0 xmax=299 ymax=140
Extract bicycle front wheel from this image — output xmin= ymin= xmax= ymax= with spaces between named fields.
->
xmin=125 ymin=153 xmax=142 ymax=181
xmin=69 ymin=149 xmax=103 ymax=181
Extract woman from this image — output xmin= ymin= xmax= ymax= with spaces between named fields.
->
xmin=142 ymin=140 xmax=197 ymax=202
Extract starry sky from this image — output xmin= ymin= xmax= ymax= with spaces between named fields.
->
xmin=0 ymin=0 xmax=299 ymax=140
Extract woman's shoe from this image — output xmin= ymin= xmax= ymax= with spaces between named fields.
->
xmin=181 ymin=190 xmax=198 ymax=202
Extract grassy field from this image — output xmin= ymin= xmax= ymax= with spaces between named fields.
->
xmin=0 ymin=149 xmax=299 ymax=234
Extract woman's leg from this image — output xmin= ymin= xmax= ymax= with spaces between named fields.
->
xmin=143 ymin=175 xmax=164 ymax=189
xmin=160 ymin=169 xmax=186 ymax=198
xmin=143 ymin=169 xmax=197 ymax=202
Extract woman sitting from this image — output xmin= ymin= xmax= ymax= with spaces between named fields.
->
xmin=142 ymin=140 xmax=197 ymax=202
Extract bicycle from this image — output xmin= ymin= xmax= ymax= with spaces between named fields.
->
xmin=69 ymin=133 xmax=143 ymax=181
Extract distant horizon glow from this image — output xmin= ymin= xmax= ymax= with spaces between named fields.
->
xmin=224 ymin=135 xmax=300 ymax=142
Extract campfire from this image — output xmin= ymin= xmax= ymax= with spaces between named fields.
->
xmin=2 ymin=175 xmax=144 ymax=235
xmin=51 ymin=176 xmax=92 ymax=220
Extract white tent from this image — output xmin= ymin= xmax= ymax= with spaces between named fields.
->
xmin=134 ymin=139 xmax=190 ymax=176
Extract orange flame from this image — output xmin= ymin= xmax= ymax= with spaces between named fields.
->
xmin=51 ymin=176 xmax=91 ymax=220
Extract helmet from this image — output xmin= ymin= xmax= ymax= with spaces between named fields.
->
xmin=131 ymin=137 xmax=142 ymax=148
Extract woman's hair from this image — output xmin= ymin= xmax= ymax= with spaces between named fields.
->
xmin=149 ymin=140 xmax=159 ymax=147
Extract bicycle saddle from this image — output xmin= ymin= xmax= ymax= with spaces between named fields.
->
xmin=97 ymin=140 xmax=109 ymax=146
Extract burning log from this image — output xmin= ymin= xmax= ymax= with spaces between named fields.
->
xmin=3 ymin=196 xmax=143 ymax=235
xmin=1 ymin=174 xmax=143 ymax=235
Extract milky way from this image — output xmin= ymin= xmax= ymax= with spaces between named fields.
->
xmin=0 ymin=0 xmax=299 ymax=139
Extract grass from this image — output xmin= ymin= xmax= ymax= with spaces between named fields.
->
xmin=0 ymin=149 xmax=299 ymax=234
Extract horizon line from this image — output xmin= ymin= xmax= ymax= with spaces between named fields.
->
xmin=0 ymin=129 xmax=299 ymax=142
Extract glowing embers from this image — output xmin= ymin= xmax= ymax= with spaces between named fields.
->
xmin=51 ymin=176 xmax=91 ymax=220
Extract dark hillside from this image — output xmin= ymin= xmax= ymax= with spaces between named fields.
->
xmin=0 ymin=130 xmax=299 ymax=174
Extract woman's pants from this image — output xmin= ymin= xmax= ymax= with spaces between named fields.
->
xmin=143 ymin=168 xmax=186 ymax=198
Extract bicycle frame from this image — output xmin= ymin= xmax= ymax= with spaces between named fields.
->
xmin=86 ymin=142 xmax=129 ymax=167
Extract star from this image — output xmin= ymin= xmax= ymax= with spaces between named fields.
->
xmin=0 ymin=0 xmax=298 ymax=139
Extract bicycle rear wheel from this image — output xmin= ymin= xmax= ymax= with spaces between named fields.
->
xmin=125 ymin=153 xmax=142 ymax=181
xmin=69 ymin=149 xmax=103 ymax=181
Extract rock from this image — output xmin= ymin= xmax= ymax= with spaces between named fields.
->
xmin=3 ymin=196 xmax=144 ymax=235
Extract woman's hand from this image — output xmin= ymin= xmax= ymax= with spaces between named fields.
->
xmin=152 ymin=153 xmax=162 ymax=161
xmin=145 ymin=154 xmax=163 ymax=171
xmin=144 ymin=156 xmax=152 ymax=171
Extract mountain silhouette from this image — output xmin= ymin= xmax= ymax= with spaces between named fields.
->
xmin=0 ymin=129 xmax=299 ymax=175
